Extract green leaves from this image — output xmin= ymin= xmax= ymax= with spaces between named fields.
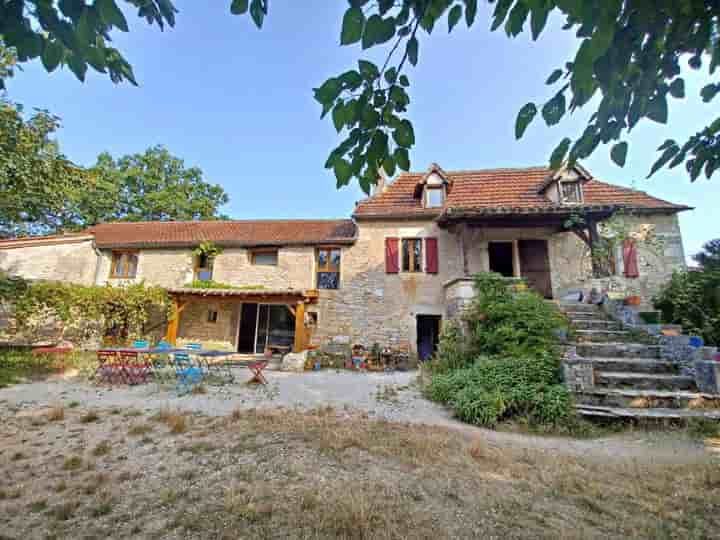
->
xmin=393 ymin=120 xmax=415 ymax=148
xmin=96 ymin=0 xmax=129 ymax=31
xmin=406 ymin=37 xmax=418 ymax=66
xmin=549 ymin=138 xmax=571 ymax=170
xmin=610 ymin=141 xmax=628 ymax=167
xmin=541 ymin=92 xmax=566 ymax=126
xmin=515 ymin=103 xmax=537 ymax=139
xmin=646 ymin=94 xmax=668 ymax=124
xmin=448 ymin=5 xmax=462 ymax=33
xmin=41 ymin=40 xmax=64 ymax=72
xmin=341 ymin=6 xmax=365 ymax=45
xmin=701 ymin=84 xmax=720 ymax=103
xmin=669 ymin=78 xmax=685 ymax=99
xmin=362 ymin=14 xmax=395 ymax=49
xmin=463 ymin=0 xmax=478 ymax=27
xmin=230 ymin=0 xmax=248 ymax=15
xmin=545 ymin=69 xmax=563 ymax=85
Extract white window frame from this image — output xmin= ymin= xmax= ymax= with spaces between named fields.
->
xmin=424 ymin=186 xmax=445 ymax=208
xmin=558 ymin=180 xmax=583 ymax=205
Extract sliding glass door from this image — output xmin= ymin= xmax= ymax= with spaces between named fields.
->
xmin=253 ymin=304 xmax=295 ymax=354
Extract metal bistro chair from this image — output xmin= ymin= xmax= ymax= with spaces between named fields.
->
xmin=173 ymin=350 xmax=203 ymax=394
xmin=150 ymin=341 xmax=175 ymax=385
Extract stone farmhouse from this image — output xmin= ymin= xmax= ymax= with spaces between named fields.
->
xmin=0 ymin=164 xmax=690 ymax=360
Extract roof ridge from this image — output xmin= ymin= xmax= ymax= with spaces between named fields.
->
xmin=90 ymin=218 xmax=353 ymax=227
xmin=397 ymin=165 xmax=550 ymax=177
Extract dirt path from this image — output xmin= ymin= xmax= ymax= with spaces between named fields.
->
xmin=1 ymin=369 xmax=716 ymax=465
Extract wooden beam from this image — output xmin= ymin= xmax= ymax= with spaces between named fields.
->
xmin=285 ymin=304 xmax=296 ymax=318
xmin=512 ymin=240 xmax=521 ymax=278
xmin=293 ymin=301 xmax=306 ymax=353
xmin=165 ymin=298 xmax=183 ymax=345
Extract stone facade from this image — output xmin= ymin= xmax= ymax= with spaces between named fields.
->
xmin=0 ymin=237 xmax=97 ymax=285
xmin=0 ymin=212 xmax=688 ymax=353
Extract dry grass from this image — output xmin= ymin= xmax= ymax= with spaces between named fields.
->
xmin=128 ymin=423 xmax=153 ymax=437
xmin=79 ymin=410 xmax=100 ymax=423
xmin=152 ymin=407 xmax=189 ymax=434
xmin=92 ymin=440 xmax=112 ymax=457
xmin=47 ymin=405 xmax=65 ymax=422
xmin=1 ymin=405 xmax=718 ymax=540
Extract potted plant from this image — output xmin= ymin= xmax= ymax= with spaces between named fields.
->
xmin=624 ymin=284 xmax=642 ymax=306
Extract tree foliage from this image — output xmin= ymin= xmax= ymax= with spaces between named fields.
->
xmin=3 ymin=1 xmax=720 ymax=190
xmin=0 ymin=101 xmax=88 ymax=237
xmin=80 ymin=146 xmax=229 ymax=225
xmin=693 ymin=238 xmax=720 ymax=271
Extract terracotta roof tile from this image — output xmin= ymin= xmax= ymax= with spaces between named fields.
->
xmin=353 ymin=166 xmax=689 ymax=218
xmin=87 ymin=219 xmax=357 ymax=248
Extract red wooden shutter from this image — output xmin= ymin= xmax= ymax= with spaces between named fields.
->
xmin=385 ymin=237 xmax=399 ymax=273
xmin=426 ymin=237 xmax=439 ymax=274
xmin=623 ymin=239 xmax=639 ymax=278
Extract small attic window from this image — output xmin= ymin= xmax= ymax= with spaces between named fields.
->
xmin=559 ymin=181 xmax=583 ymax=204
xmin=425 ymin=187 xmax=444 ymax=208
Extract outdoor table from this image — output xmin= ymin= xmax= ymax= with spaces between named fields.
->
xmin=96 ymin=347 xmax=186 ymax=385
xmin=193 ymin=350 xmax=237 ymax=383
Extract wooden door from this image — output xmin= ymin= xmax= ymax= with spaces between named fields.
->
xmin=518 ymin=240 xmax=553 ymax=299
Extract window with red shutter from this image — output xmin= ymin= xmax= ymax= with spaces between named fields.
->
xmin=385 ymin=237 xmax=399 ymax=273
xmin=426 ymin=237 xmax=439 ymax=274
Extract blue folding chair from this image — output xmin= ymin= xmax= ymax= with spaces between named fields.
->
xmin=185 ymin=343 xmax=202 ymax=351
xmin=150 ymin=341 xmax=174 ymax=383
xmin=173 ymin=351 xmax=203 ymax=394
xmin=132 ymin=340 xmax=149 ymax=349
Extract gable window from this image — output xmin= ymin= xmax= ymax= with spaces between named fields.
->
xmin=425 ymin=187 xmax=444 ymax=208
xmin=110 ymin=251 xmax=138 ymax=279
xmin=195 ymin=253 xmax=214 ymax=281
xmin=402 ymin=239 xmax=423 ymax=272
xmin=251 ymin=250 xmax=279 ymax=266
xmin=559 ymin=181 xmax=582 ymax=204
xmin=316 ymin=247 xmax=341 ymax=289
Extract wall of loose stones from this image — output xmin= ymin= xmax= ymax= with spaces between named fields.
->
xmin=0 ymin=239 xmax=98 ymax=285
xmin=311 ymin=219 xmax=462 ymax=352
xmin=548 ymin=212 xmax=686 ymax=301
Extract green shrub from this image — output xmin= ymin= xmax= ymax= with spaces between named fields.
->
xmin=0 ymin=349 xmax=98 ymax=387
xmin=427 ymin=273 xmax=571 ymax=428
xmin=654 ymin=269 xmax=720 ymax=346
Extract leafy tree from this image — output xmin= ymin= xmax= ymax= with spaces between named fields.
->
xmin=0 ymin=101 xmax=88 ymax=237
xmin=693 ymin=239 xmax=720 ymax=271
xmin=3 ymin=1 xmax=720 ymax=190
xmin=84 ymin=146 xmax=229 ymax=224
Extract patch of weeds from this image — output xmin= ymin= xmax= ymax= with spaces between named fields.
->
xmin=79 ymin=411 xmax=100 ymax=424
xmin=62 ymin=456 xmax=83 ymax=471
xmin=11 ymin=451 xmax=26 ymax=461
xmin=375 ymin=385 xmax=401 ymax=403
xmin=179 ymin=469 xmax=196 ymax=482
xmin=54 ymin=480 xmax=67 ymax=493
xmin=92 ymin=441 xmax=112 ymax=457
xmin=152 ymin=408 xmax=188 ymax=434
xmin=123 ymin=409 xmax=143 ymax=418
xmin=128 ymin=423 xmax=153 ymax=437
xmin=82 ymin=473 xmax=109 ymax=495
xmin=50 ymin=501 xmax=80 ymax=521
xmin=67 ymin=401 xmax=80 ymax=408
xmin=29 ymin=499 xmax=48 ymax=513
xmin=688 ymin=418 xmax=720 ymax=439
xmin=90 ymin=494 xmax=113 ymax=517
xmin=0 ymin=486 xmax=23 ymax=500
xmin=191 ymin=384 xmax=208 ymax=395
xmin=179 ymin=441 xmax=217 ymax=454
xmin=159 ymin=488 xmax=182 ymax=505
xmin=48 ymin=406 xmax=65 ymax=421
xmin=109 ymin=408 xmax=121 ymax=415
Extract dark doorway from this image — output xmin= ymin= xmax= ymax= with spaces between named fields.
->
xmin=519 ymin=239 xmax=553 ymax=298
xmin=488 ymin=242 xmax=514 ymax=277
xmin=417 ymin=315 xmax=442 ymax=362
xmin=237 ymin=303 xmax=258 ymax=353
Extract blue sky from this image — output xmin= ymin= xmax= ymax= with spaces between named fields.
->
xmin=9 ymin=1 xmax=719 ymax=260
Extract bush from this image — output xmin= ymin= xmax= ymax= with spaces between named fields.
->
xmin=654 ymin=269 xmax=720 ymax=346
xmin=427 ymin=273 xmax=571 ymax=427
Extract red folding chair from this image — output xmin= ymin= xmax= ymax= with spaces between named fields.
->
xmin=94 ymin=351 xmax=118 ymax=384
xmin=247 ymin=361 xmax=268 ymax=385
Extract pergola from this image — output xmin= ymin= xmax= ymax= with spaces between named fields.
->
xmin=164 ymin=287 xmax=319 ymax=353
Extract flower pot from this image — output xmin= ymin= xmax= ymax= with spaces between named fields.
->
xmin=624 ymin=295 xmax=641 ymax=306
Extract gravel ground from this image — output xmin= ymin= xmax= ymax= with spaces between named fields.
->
xmin=0 ymin=369 xmax=716 ymax=464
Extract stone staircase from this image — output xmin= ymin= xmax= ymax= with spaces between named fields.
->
xmin=560 ymin=302 xmax=720 ymax=420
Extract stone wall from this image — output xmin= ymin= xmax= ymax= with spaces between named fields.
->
xmin=96 ymin=249 xmax=195 ymax=288
xmin=176 ymin=299 xmax=239 ymax=351
xmin=548 ymin=213 xmax=686 ymax=301
xmin=311 ymin=220 xmax=461 ymax=350
xmin=0 ymin=238 xmax=97 ymax=285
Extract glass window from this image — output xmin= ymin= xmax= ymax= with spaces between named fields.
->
xmin=110 ymin=251 xmax=138 ymax=279
xmin=252 ymin=250 xmax=278 ymax=266
xmin=425 ymin=187 xmax=444 ymax=208
xmin=207 ymin=310 xmax=218 ymax=323
xmin=560 ymin=181 xmax=582 ymax=203
xmin=195 ymin=253 xmax=214 ymax=281
xmin=402 ymin=239 xmax=423 ymax=272
xmin=316 ymin=248 xmax=340 ymax=289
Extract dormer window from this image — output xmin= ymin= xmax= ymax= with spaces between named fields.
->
xmin=559 ymin=181 xmax=583 ymax=204
xmin=425 ymin=187 xmax=444 ymax=208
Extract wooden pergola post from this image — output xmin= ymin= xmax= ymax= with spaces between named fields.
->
xmin=293 ymin=300 xmax=306 ymax=353
xmin=165 ymin=297 xmax=186 ymax=345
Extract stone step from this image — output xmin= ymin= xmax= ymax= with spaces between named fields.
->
xmin=564 ymin=311 xmax=604 ymax=321
xmin=574 ymin=388 xmax=720 ymax=409
xmin=575 ymin=342 xmax=663 ymax=359
xmin=575 ymin=404 xmax=720 ymax=420
xmin=570 ymin=319 xmax=623 ymax=331
xmin=595 ymin=371 xmax=696 ymax=391
xmin=558 ymin=303 xmax=598 ymax=313
xmin=589 ymin=357 xmax=679 ymax=375
xmin=574 ymin=329 xmax=631 ymax=343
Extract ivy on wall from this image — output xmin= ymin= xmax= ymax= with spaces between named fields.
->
xmin=0 ymin=273 xmax=171 ymax=342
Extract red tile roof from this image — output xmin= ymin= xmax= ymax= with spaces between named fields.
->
xmin=353 ymin=166 xmax=690 ymax=219
xmin=86 ymin=220 xmax=357 ymax=248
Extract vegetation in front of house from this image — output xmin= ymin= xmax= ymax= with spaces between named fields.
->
xmin=183 ymin=280 xmax=265 ymax=290
xmin=0 ymin=273 xmax=170 ymax=342
xmin=0 ymin=349 xmax=97 ymax=388
xmin=427 ymin=273 xmax=571 ymax=427
xmin=654 ymin=269 xmax=720 ymax=347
